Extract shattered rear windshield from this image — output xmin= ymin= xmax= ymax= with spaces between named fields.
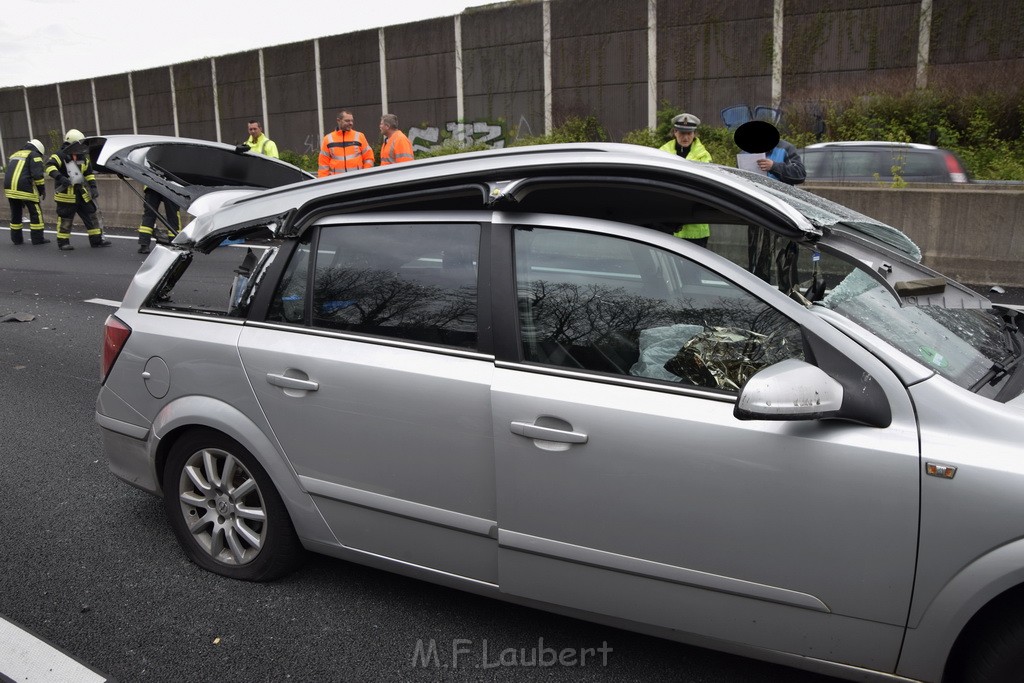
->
xmin=145 ymin=232 xmax=278 ymax=318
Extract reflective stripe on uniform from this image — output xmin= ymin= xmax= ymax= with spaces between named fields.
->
xmin=318 ymin=130 xmax=373 ymax=175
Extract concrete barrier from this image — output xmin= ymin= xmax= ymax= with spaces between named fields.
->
xmin=807 ymin=182 xmax=1024 ymax=288
xmin=6 ymin=175 xmax=1023 ymax=287
xmin=91 ymin=177 xmax=147 ymax=231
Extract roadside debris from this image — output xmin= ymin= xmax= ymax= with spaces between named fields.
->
xmin=1 ymin=312 xmax=35 ymax=322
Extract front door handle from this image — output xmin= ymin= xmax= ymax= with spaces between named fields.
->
xmin=510 ymin=421 xmax=588 ymax=444
xmin=266 ymin=372 xmax=319 ymax=392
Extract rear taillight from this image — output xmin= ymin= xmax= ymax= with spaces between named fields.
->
xmin=101 ymin=315 xmax=132 ymax=383
xmin=944 ymin=153 xmax=968 ymax=183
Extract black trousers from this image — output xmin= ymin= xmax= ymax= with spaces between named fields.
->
xmin=8 ymin=198 xmax=44 ymax=229
xmin=55 ymin=198 xmax=98 ymax=239
xmin=139 ymin=187 xmax=180 ymax=242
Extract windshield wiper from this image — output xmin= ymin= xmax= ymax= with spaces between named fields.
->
xmin=971 ymin=356 xmax=1023 ymax=392
xmin=970 ymin=306 xmax=1023 ymax=392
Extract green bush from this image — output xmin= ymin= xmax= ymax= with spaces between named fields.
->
xmin=799 ymin=89 xmax=1024 ymax=180
xmin=416 ymin=137 xmax=492 ymax=159
xmin=618 ymin=100 xmax=814 ymax=168
xmin=692 ymin=126 xmax=739 ymax=166
xmin=621 ymin=127 xmax=663 ymax=148
xmin=622 ymin=101 xmax=685 ymax=148
xmin=279 ymin=150 xmax=317 ymax=173
xmin=617 ymin=88 xmax=1024 ymax=181
xmin=512 ymin=115 xmax=608 ymax=146
xmin=277 ymin=89 xmax=1023 ymax=181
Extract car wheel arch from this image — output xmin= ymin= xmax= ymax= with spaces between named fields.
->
xmin=942 ymin=584 xmax=1024 ymax=682
xmin=897 ymin=539 xmax=1024 ymax=681
xmin=150 ymin=395 xmax=338 ymax=549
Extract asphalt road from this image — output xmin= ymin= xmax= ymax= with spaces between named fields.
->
xmin=1 ymin=226 xmax=1020 ymax=682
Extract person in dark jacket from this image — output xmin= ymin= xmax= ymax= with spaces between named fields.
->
xmin=137 ymin=187 xmax=180 ymax=254
xmin=45 ymin=129 xmax=110 ymax=250
xmin=735 ymin=120 xmax=806 ymax=185
xmin=735 ymin=121 xmax=806 ymax=284
xmin=4 ymin=138 xmax=50 ymax=245
xmin=756 ymin=140 xmax=806 ymax=185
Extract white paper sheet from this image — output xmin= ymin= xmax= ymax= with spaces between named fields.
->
xmin=736 ymin=153 xmax=767 ymax=175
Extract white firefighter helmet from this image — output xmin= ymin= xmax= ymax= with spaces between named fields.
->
xmin=28 ymin=138 xmax=44 ymax=155
xmin=64 ymin=129 xmax=85 ymax=144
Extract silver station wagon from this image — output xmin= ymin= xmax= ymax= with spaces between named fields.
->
xmin=92 ymin=136 xmax=1024 ymax=683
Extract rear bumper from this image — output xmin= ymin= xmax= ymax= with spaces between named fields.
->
xmin=96 ymin=412 xmax=160 ymax=495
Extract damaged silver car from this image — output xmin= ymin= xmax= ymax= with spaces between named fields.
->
xmin=92 ymin=135 xmax=1024 ymax=683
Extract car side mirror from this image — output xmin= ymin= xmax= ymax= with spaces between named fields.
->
xmin=734 ymin=359 xmax=843 ymax=421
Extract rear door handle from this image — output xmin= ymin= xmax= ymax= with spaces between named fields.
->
xmin=266 ymin=372 xmax=319 ymax=391
xmin=510 ymin=421 xmax=588 ymax=444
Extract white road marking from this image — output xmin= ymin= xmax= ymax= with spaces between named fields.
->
xmin=1 ymin=227 xmax=134 ymax=240
xmin=0 ymin=615 xmax=108 ymax=682
xmin=85 ymin=298 xmax=122 ymax=307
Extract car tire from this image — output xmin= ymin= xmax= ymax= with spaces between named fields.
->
xmin=947 ymin=595 xmax=1024 ymax=683
xmin=162 ymin=429 xmax=304 ymax=581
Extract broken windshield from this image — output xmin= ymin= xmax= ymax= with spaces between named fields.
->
xmin=719 ymin=167 xmax=922 ymax=261
xmin=818 ymin=267 xmax=1021 ymax=399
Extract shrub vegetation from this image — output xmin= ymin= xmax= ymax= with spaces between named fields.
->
xmin=277 ymin=90 xmax=1023 ymax=181
xmin=625 ymin=90 xmax=1024 ymax=182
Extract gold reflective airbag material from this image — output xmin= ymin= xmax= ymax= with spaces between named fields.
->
xmin=664 ymin=325 xmax=800 ymax=391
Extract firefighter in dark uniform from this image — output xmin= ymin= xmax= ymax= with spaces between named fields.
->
xmin=137 ymin=186 xmax=180 ymax=254
xmin=4 ymin=138 xmax=51 ymax=245
xmin=45 ymin=129 xmax=111 ymax=250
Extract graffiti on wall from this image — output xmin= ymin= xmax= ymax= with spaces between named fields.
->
xmin=303 ymin=134 xmax=320 ymax=156
xmin=304 ymin=116 xmax=528 ymax=160
xmin=408 ymin=120 xmax=506 ymax=153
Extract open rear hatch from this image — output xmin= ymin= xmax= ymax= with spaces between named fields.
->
xmin=84 ymin=135 xmax=312 ymax=215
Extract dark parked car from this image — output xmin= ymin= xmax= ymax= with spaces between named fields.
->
xmin=802 ymin=141 xmax=970 ymax=183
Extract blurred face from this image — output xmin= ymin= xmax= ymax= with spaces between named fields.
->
xmin=379 ymin=119 xmax=393 ymax=136
xmin=673 ymin=129 xmax=696 ymax=146
xmin=337 ymin=113 xmax=355 ymax=131
xmin=247 ymin=122 xmax=262 ymax=138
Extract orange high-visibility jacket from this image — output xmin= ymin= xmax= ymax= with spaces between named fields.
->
xmin=318 ymin=129 xmax=374 ymax=176
xmin=380 ymin=130 xmax=415 ymax=166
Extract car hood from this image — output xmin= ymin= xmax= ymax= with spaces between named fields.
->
xmin=84 ymin=135 xmax=312 ymax=214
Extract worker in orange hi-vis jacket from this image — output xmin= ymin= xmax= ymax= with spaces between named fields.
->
xmin=318 ymin=110 xmax=374 ymax=176
xmin=378 ymin=113 xmax=415 ymax=166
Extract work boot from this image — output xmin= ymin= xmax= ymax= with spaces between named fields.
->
xmin=30 ymin=230 xmax=51 ymax=245
xmin=138 ymin=243 xmax=151 ymax=254
xmin=57 ymin=238 xmax=74 ymax=251
xmin=90 ymin=235 xmax=113 ymax=248
xmin=138 ymin=235 xmax=152 ymax=254
xmin=10 ymin=229 xmax=24 ymax=245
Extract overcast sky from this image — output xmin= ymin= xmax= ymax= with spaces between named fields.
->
xmin=1 ymin=0 xmax=497 ymax=89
